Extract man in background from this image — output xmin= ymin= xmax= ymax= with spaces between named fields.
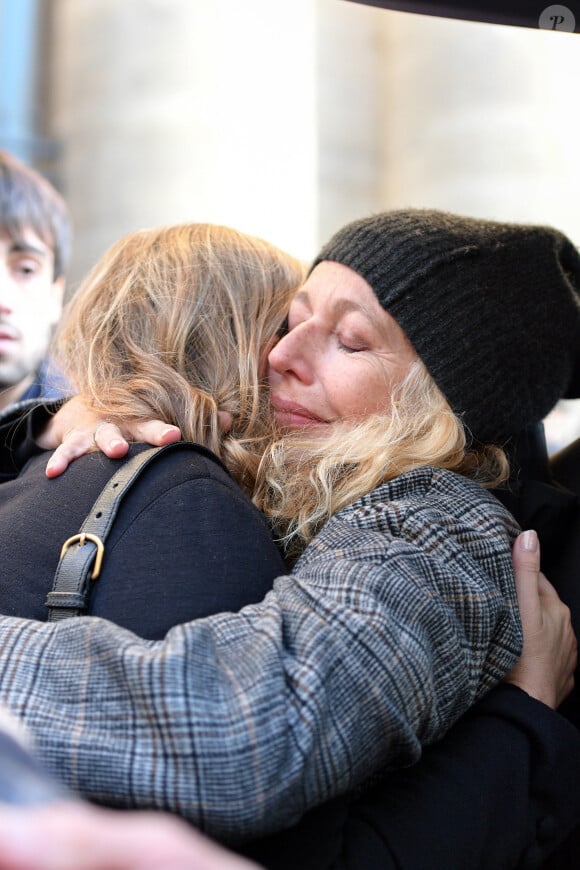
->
xmin=0 ymin=149 xmax=71 ymax=411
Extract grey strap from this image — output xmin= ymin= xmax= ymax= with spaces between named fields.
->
xmin=46 ymin=442 xmax=198 ymax=621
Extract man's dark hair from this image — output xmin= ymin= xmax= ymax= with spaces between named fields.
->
xmin=0 ymin=150 xmax=71 ymax=280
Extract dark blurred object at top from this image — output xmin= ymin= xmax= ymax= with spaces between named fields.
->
xmin=345 ymin=0 xmax=579 ymax=33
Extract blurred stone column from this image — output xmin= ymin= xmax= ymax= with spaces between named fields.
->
xmin=374 ymin=10 xmax=580 ymax=243
xmin=48 ymin=0 xmax=319 ymax=287
xmin=316 ymin=0 xmax=384 ymax=244
xmin=43 ymin=0 xmax=580 ymax=285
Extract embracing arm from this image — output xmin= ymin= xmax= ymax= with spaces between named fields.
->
xmin=0 ymin=683 xmax=575 ymax=870
xmin=0 ymin=469 xmax=521 ymax=840
xmin=0 ymin=536 xmax=571 ymax=870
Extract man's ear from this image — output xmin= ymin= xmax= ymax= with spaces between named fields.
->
xmin=49 ymin=276 xmax=65 ymax=326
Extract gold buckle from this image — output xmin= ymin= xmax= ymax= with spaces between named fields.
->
xmin=60 ymin=533 xmax=105 ymax=580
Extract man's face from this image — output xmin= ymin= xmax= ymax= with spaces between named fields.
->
xmin=0 ymin=227 xmax=64 ymax=395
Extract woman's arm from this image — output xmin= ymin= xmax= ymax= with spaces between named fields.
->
xmin=3 ymin=406 xmax=580 ymax=866
xmin=0 ymin=537 xmax=574 ymax=870
xmin=0 ymin=469 xmax=522 ymax=839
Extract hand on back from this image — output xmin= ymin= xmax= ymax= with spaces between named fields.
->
xmin=39 ymin=396 xmax=181 ymax=478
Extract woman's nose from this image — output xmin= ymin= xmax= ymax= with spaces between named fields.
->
xmin=267 ymin=323 xmax=313 ymax=384
xmin=267 ymin=329 xmax=296 ymax=372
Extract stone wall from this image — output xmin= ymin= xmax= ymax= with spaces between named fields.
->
xmin=44 ymin=0 xmax=580 ymax=295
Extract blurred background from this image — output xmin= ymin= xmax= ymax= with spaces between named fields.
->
xmin=1 ymin=0 xmax=578 ymax=446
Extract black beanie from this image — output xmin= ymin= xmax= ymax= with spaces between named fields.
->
xmin=311 ymin=209 xmax=580 ymax=444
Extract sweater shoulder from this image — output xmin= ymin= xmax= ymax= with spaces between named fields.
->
xmin=339 ymin=466 xmax=517 ymax=530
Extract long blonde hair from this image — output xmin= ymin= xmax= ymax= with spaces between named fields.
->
xmin=254 ymin=359 xmax=509 ymax=556
xmin=54 ymin=223 xmax=305 ymax=491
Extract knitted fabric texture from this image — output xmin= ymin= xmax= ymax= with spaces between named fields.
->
xmin=312 ymin=209 xmax=580 ymax=444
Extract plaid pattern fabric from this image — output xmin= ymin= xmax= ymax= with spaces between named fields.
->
xmin=0 ymin=465 xmax=521 ymax=840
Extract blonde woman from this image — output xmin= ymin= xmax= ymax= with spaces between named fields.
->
xmin=0 ymin=222 xmax=303 ymax=638
xmin=0 ymin=211 xmax=577 ymax=867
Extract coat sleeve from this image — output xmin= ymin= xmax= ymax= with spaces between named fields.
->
xmin=0 ymin=477 xmax=522 ymax=841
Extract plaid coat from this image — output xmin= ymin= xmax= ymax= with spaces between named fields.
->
xmin=0 ymin=420 xmax=521 ymax=841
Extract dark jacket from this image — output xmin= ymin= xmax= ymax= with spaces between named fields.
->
xmin=0 ymin=414 xmax=286 ymax=639
xmin=1 ymin=404 xmax=579 ymax=868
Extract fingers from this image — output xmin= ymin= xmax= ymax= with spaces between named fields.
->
xmin=86 ymin=420 xmax=181 ymax=454
xmin=93 ymin=420 xmax=181 ymax=449
xmin=511 ymin=530 xmax=541 ymax=628
xmin=128 ymin=420 xmax=182 ymax=447
xmin=512 ymin=529 xmax=540 ymax=573
xmin=46 ymin=435 xmax=95 ymax=479
xmin=92 ymin=421 xmax=131 ymax=456
xmin=507 ymin=529 xmax=578 ymax=708
xmin=44 ymin=419 xmax=182 ymax=478
xmin=45 ymin=425 xmax=129 ymax=478
xmin=510 ymin=531 xmax=563 ymax=624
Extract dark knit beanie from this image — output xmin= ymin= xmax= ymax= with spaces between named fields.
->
xmin=311 ymin=209 xmax=580 ymax=444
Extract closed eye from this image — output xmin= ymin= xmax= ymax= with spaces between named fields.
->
xmin=337 ymin=333 xmax=368 ymax=353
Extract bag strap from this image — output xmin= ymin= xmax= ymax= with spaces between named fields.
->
xmin=46 ymin=442 xmax=203 ymax=622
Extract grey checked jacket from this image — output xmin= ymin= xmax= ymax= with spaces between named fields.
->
xmin=0 ymin=465 xmax=521 ymax=840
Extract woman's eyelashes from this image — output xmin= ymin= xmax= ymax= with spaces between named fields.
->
xmin=276 ymin=317 xmax=289 ymax=338
xmin=338 ymin=340 xmax=360 ymax=353
xmin=337 ymin=332 xmax=368 ymax=353
xmin=280 ymin=308 xmax=369 ymax=352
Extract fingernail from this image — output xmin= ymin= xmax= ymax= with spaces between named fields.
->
xmin=108 ymin=439 xmax=125 ymax=449
xmin=520 ymin=530 xmax=538 ymax=552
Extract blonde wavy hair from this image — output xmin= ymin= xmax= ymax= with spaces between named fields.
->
xmin=53 ymin=223 xmax=305 ymax=492
xmin=55 ymin=224 xmax=508 ymax=555
xmin=254 ymin=359 xmax=509 ymax=556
